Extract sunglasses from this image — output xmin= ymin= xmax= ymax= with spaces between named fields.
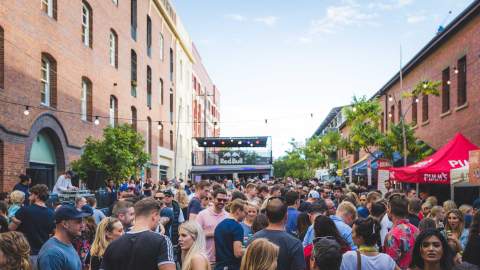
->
xmin=155 ymin=197 xmax=165 ymax=200
xmin=216 ymin=198 xmax=228 ymax=203
xmin=202 ymin=197 xmax=213 ymax=201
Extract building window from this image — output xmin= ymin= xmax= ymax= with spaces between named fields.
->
xmin=390 ymin=105 xmax=395 ymax=124
xmin=169 ymin=89 xmax=173 ymax=123
xmin=457 ymin=56 xmax=467 ymax=106
xmin=147 ymin=117 xmax=152 ymax=155
xmin=41 ymin=53 xmax=57 ymax=108
xmin=159 ymin=34 xmax=164 ymax=61
xmin=82 ymin=1 xmax=93 ymax=48
xmin=422 ymin=94 xmax=429 ymax=122
xmin=169 ymin=48 xmax=173 ymax=81
xmin=109 ymin=30 xmax=118 ymax=68
xmin=159 ymin=123 xmax=164 ymax=147
xmin=169 ymin=130 xmax=173 ymax=151
xmin=109 ymin=95 xmax=118 ymax=127
xmin=147 ymin=66 xmax=152 ymax=108
xmin=146 ymin=16 xmax=152 ymax=57
xmin=159 ymin=165 xmax=168 ymax=181
xmin=159 ymin=78 xmax=164 ymax=105
xmin=131 ymin=0 xmax=137 ymax=40
xmin=112 ymin=0 xmax=118 ymax=5
xmin=81 ymin=77 xmax=92 ymax=121
xmin=412 ymin=96 xmax=417 ymax=125
xmin=131 ymin=106 xmax=137 ymax=131
xmin=131 ymin=50 xmax=137 ymax=97
xmin=442 ymin=67 xmax=450 ymax=113
xmin=0 ymin=26 xmax=4 ymax=89
xmin=41 ymin=0 xmax=57 ymax=19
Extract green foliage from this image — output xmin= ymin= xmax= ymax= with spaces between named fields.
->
xmin=344 ymin=96 xmax=383 ymax=154
xmin=71 ymin=124 xmax=150 ymax=185
xmin=273 ymin=139 xmax=314 ymax=179
xmin=404 ymin=80 xmax=441 ymax=98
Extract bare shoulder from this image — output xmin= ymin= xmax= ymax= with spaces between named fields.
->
xmin=191 ymin=254 xmax=209 ymax=269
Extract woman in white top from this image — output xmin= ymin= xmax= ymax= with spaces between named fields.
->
xmin=340 ymin=217 xmax=400 ymax=270
xmin=179 ymin=221 xmax=211 ymax=270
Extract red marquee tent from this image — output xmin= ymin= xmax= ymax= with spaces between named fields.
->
xmin=389 ymin=133 xmax=478 ymax=184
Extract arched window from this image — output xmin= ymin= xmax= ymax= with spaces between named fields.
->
xmin=131 ymin=50 xmax=137 ymax=97
xmin=109 ymin=95 xmax=118 ymax=127
xmin=41 ymin=53 xmax=57 ymax=108
xmin=41 ymin=0 xmax=57 ymax=19
xmin=0 ymin=26 xmax=4 ymax=89
xmin=169 ymin=130 xmax=173 ymax=151
xmin=169 ymin=48 xmax=174 ymax=81
xmin=81 ymin=77 xmax=93 ymax=121
xmin=131 ymin=0 xmax=137 ymax=40
xmin=146 ymin=16 xmax=152 ymax=57
xmin=82 ymin=1 xmax=93 ymax=47
xmin=169 ymin=89 xmax=173 ymax=123
xmin=131 ymin=106 xmax=137 ymax=131
xmin=147 ymin=117 xmax=152 ymax=155
xmin=109 ymin=29 xmax=118 ymax=68
xmin=159 ymin=122 xmax=164 ymax=147
xmin=159 ymin=34 xmax=164 ymax=61
xmin=147 ymin=66 xmax=152 ymax=108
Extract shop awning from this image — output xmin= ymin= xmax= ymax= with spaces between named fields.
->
xmin=350 ymin=151 xmax=384 ymax=176
xmin=389 ymin=133 xmax=478 ymax=184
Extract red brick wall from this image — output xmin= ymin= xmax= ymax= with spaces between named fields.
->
xmin=0 ymin=0 xmax=178 ymax=188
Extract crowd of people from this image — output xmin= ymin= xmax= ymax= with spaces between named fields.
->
xmin=0 ymin=174 xmax=480 ymax=270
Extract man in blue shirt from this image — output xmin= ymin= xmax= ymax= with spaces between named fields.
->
xmin=214 ymin=199 xmax=247 ymax=270
xmin=37 ymin=205 xmax=92 ymax=270
xmin=302 ymin=201 xmax=327 ymax=247
xmin=285 ymin=191 xmax=300 ymax=236
xmin=330 ymin=201 xmax=357 ymax=250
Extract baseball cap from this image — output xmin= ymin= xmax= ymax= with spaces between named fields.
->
xmin=163 ymin=190 xmax=174 ymax=197
xmin=55 ymin=205 xmax=91 ymax=223
xmin=308 ymin=190 xmax=320 ymax=199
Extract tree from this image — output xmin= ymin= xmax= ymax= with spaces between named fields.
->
xmin=273 ymin=139 xmax=313 ymax=179
xmin=71 ymin=124 xmax=150 ymax=185
xmin=344 ymin=96 xmax=383 ymax=155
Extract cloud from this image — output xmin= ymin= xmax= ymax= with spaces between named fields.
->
xmin=298 ymin=36 xmax=312 ymax=44
xmin=255 ymin=16 xmax=278 ymax=26
xmin=225 ymin=14 xmax=247 ymax=22
xmin=407 ymin=14 xmax=427 ymax=24
xmin=368 ymin=0 xmax=414 ymax=11
xmin=309 ymin=5 xmax=376 ymax=34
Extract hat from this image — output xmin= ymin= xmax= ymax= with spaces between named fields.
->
xmin=308 ymin=190 xmax=320 ymax=199
xmin=307 ymin=201 xmax=328 ymax=214
xmin=55 ymin=205 xmax=91 ymax=222
xmin=163 ymin=190 xmax=174 ymax=197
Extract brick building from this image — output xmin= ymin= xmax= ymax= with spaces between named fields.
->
xmin=0 ymin=0 xmax=210 ymax=191
xmin=315 ymin=1 xmax=480 ymax=178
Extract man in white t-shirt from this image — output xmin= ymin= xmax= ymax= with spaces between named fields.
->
xmin=52 ymin=171 xmax=77 ymax=194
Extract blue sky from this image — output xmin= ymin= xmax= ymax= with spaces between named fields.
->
xmin=173 ymin=0 xmax=474 ymax=157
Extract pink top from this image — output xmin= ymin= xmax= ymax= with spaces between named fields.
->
xmin=195 ymin=206 xmax=228 ymax=263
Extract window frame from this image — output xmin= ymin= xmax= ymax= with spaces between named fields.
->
xmin=422 ymin=94 xmax=429 ymax=122
xmin=109 ymin=30 xmax=118 ymax=68
xmin=146 ymin=16 xmax=152 ymax=57
xmin=109 ymin=95 xmax=118 ymax=127
xmin=81 ymin=79 xmax=88 ymax=121
xmin=131 ymin=50 xmax=137 ymax=97
xmin=82 ymin=1 xmax=93 ymax=48
xmin=131 ymin=106 xmax=137 ymax=131
xmin=159 ymin=34 xmax=164 ymax=61
xmin=457 ymin=56 xmax=467 ymax=107
xmin=441 ymin=67 xmax=450 ymax=113
xmin=41 ymin=57 xmax=51 ymax=106
xmin=147 ymin=66 xmax=152 ymax=109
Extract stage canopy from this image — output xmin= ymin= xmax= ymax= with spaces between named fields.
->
xmin=389 ymin=133 xmax=478 ymax=184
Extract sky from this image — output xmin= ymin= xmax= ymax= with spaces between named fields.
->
xmin=172 ymin=0 xmax=474 ymax=157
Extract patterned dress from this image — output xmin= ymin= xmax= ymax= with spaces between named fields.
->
xmin=383 ymin=219 xmax=419 ymax=270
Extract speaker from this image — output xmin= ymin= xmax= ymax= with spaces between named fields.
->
xmin=86 ymin=170 xmax=106 ymax=190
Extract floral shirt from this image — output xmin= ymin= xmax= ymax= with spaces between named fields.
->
xmin=383 ymin=219 xmax=419 ymax=270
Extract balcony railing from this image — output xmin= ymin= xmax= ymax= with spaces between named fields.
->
xmin=193 ymin=150 xmax=272 ymax=166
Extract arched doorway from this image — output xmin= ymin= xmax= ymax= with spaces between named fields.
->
xmin=27 ymin=129 xmax=61 ymax=189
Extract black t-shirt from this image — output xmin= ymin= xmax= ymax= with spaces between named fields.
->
xmin=101 ymin=230 xmax=175 ymax=270
xmin=250 ymin=229 xmax=306 ymax=270
xmin=143 ymin=183 xmax=152 ymax=196
xmin=214 ymin=218 xmax=244 ymax=270
xmin=0 ymin=215 xmax=8 ymax=233
xmin=407 ymin=213 xmax=420 ymax=227
xmin=15 ymin=204 xmax=55 ymax=255
xmin=463 ymin=233 xmax=480 ymax=267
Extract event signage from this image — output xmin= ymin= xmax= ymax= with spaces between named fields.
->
xmin=469 ymin=150 xmax=480 ymax=185
xmin=219 ymin=151 xmax=244 ymax=165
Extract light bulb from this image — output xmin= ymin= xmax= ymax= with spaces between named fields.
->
xmin=454 ymin=68 xmax=459 ymax=74
xmin=157 ymin=122 xmax=163 ymax=130
xmin=447 ymin=80 xmax=451 ymax=85
xmin=352 ymin=107 xmax=357 ymax=112
xmin=423 ymin=83 xmax=427 ymax=88
xmin=415 ymin=98 xmax=419 ymax=103
xmin=23 ymin=106 xmax=30 ymax=116
xmin=388 ymin=96 xmax=393 ymax=102
xmin=94 ymin=117 xmax=100 ymax=125
xmin=388 ymin=113 xmax=393 ymax=118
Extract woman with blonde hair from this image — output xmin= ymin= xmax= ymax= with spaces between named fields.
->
xmin=7 ymin=190 xmax=25 ymax=220
xmin=240 ymin=238 xmax=279 ymax=270
xmin=0 ymin=231 xmax=31 ymax=270
xmin=176 ymin=184 xmax=190 ymax=218
xmin=443 ymin=200 xmax=457 ymax=213
xmin=444 ymin=209 xmax=469 ymax=249
xmin=429 ymin=205 xmax=446 ymax=229
xmin=178 ymin=221 xmax=210 ymax=270
xmin=88 ymin=217 xmax=124 ymax=270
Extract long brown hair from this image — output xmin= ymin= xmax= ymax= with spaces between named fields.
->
xmin=240 ymin=238 xmax=279 ymax=270
xmin=444 ymin=209 xmax=465 ymax=237
xmin=0 ymin=231 xmax=31 ymax=270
